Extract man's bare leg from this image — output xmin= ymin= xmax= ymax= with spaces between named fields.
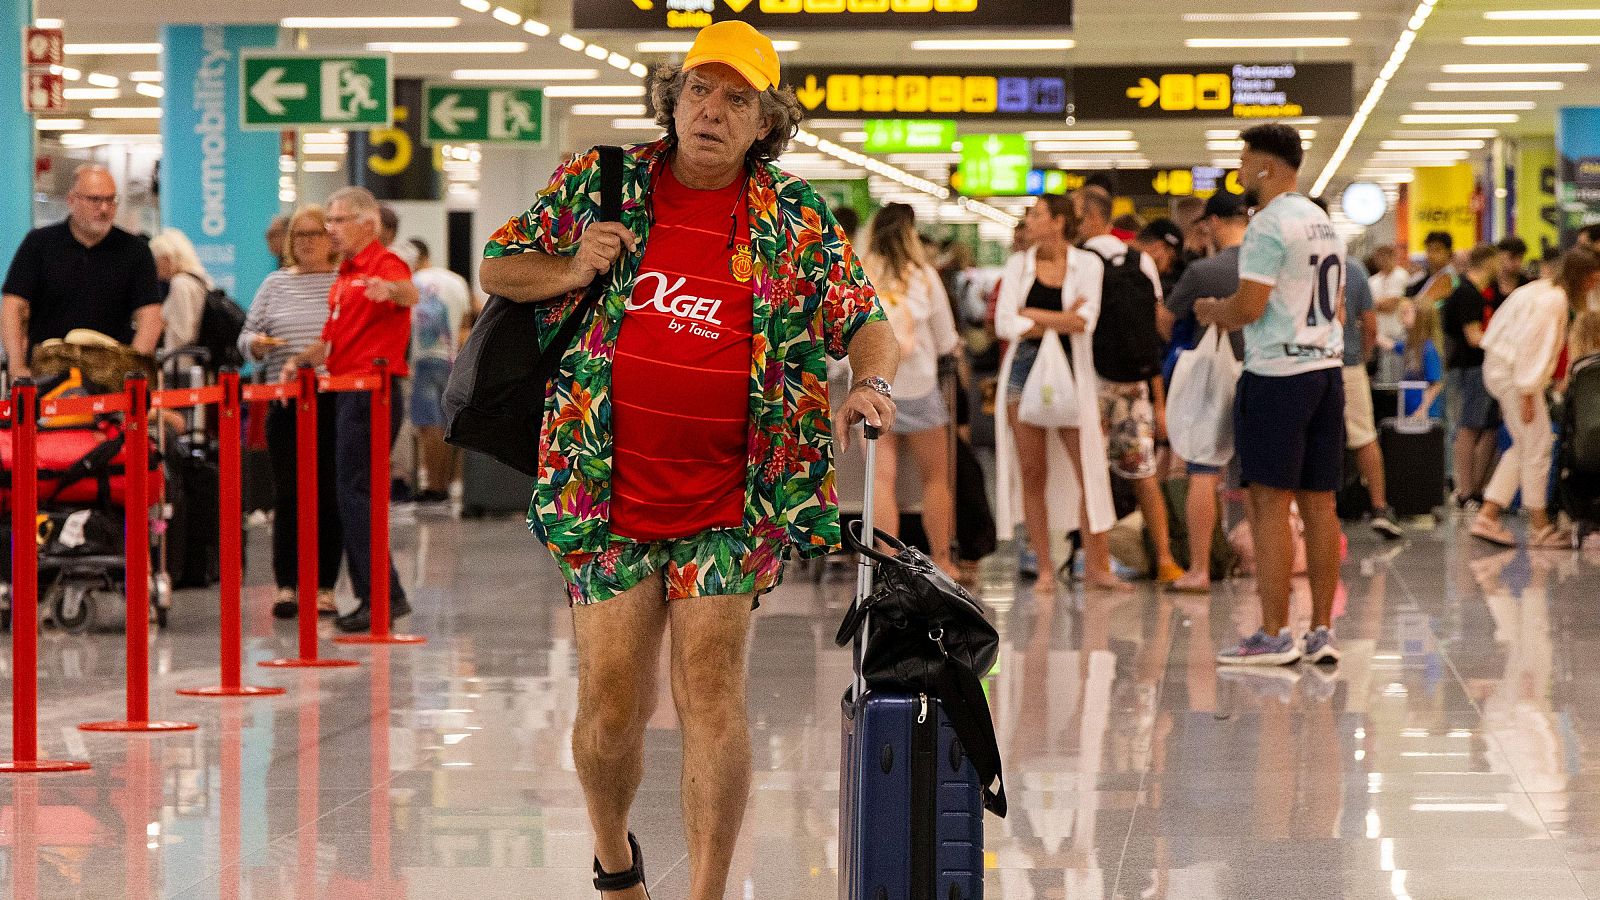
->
xmin=669 ymin=592 xmax=756 ymax=900
xmin=1248 ymin=485 xmax=1297 ymax=634
xmin=1296 ymin=490 xmax=1342 ymax=630
xmin=572 ymin=574 xmax=670 ymax=898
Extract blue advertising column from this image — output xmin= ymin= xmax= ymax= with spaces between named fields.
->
xmin=0 ymin=0 xmax=34 ymax=263
xmin=1557 ymin=107 xmax=1600 ymax=246
xmin=160 ymin=24 xmax=280 ymax=304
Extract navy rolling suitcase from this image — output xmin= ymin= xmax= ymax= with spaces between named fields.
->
xmin=840 ymin=425 xmax=987 ymax=900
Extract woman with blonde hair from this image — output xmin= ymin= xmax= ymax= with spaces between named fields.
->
xmin=147 ymin=227 xmax=212 ymax=352
xmin=237 ymin=205 xmax=345 ymax=618
xmin=862 ymin=203 xmax=962 ymax=578
xmin=993 ymin=194 xmax=1119 ymax=594
xmin=1474 ymin=247 xmax=1600 ymax=548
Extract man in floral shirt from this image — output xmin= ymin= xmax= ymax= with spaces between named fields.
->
xmin=479 ymin=21 xmax=896 ymax=900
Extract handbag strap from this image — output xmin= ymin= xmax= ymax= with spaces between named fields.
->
xmin=936 ymin=656 xmax=1009 ymax=817
xmin=537 ymin=145 xmax=626 ymax=372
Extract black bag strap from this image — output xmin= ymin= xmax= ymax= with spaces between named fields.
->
xmin=537 ymin=145 xmax=626 ymax=370
xmin=936 ymin=656 xmax=1008 ymax=817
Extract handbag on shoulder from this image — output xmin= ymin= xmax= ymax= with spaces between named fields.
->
xmin=444 ymin=145 xmax=624 ymax=475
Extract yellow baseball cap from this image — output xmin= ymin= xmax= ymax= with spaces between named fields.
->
xmin=684 ymin=21 xmax=780 ymax=92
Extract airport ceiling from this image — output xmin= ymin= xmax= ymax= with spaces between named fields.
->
xmin=35 ymin=0 xmax=1600 ymax=214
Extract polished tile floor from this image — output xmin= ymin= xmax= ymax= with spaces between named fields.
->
xmin=3 ymin=505 xmax=1600 ymax=898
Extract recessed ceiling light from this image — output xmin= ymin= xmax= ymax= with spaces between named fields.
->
xmin=523 ymin=20 xmax=551 ymax=36
xmin=1427 ymin=81 xmax=1562 ymax=92
xmin=911 ymin=39 xmax=1074 ymax=50
xmin=35 ymin=118 xmax=83 ymax=130
xmin=63 ymin=88 xmax=119 ymax=100
xmin=1380 ymin=140 xmax=1487 ymax=150
xmin=89 ymin=107 xmax=162 ymax=119
xmin=34 ymin=17 xmax=62 ymax=28
xmin=1413 ymin=100 xmax=1536 ymax=111
xmin=1391 ymin=129 xmax=1501 ymax=139
xmin=129 ymin=71 xmax=161 ymax=82
xmin=85 ymin=72 xmax=118 ymax=88
xmin=559 ymin=34 xmax=586 ymax=52
xmin=1484 ymin=8 xmax=1600 ymax=19
xmin=1182 ymin=11 xmax=1359 ymax=21
xmin=542 ymin=85 xmax=646 ymax=98
xmin=491 ymin=6 xmax=521 ymax=25
xmin=1400 ymin=113 xmax=1521 ymax=124
xmin=1035 ymin=141 xmax=1141 ymax=152
xmin=49 ymin=65 xmax=81 ymax=81
xmin=459 ymin=0 xmax=490 ymax=11
xmin=1185 ymin=37 xmax=1351 ymax=48
xmin=66 ymin=43 xmax=161 ymax=54
xmin=636 ymin=40 xmax=799 ymax=53
xmin=450 ymin=69 xmax=600 ymax=81
xmin=366 ymin=42 xmax=527 ymax=53
xmin=569 ymin=103 xmax=647 ymax=116
xmin=135 ymin=83 xmax=163 ymax=99
xmin=1022 ymin=130 xmax=1134 ymax=141
xmin=281 ymin=17 xmax=460 ymax=27
xmin=1442 ymin=63 xmax=1589 ymax=74
xmin=1463 ymin=35 xmax=1600 ymax=46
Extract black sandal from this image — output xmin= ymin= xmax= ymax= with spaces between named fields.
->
xmin=593 ymin=832 xmax=650 ymax=898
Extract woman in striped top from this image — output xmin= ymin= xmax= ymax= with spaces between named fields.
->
xmin=240 ymin=204 xmax=345 ymax=618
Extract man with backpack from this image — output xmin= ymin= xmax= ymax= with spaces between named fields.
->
xmin=1074 ymin=187 xmax=1186 ymax=584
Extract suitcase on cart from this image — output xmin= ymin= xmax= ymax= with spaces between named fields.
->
xmin=840 ymin=424 xmax=988 ymax=900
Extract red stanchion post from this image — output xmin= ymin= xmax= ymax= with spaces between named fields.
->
xmin=263 ymin=365 xmax=357 ymax=669
xmin=0 ymin=381 xmax=90 ymax=773
xmin=337 ymin=359 xmax=423 ymax=647
xmin=82 ymin=373 xmax=198 ymax=733
xmin=180 ymin=369 xmax=285 ymax=697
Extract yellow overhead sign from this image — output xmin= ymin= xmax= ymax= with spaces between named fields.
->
xmin=786 ymin=67 xmax=1067 ymax=120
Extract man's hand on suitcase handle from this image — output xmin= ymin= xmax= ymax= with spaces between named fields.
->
xmin=836 ymin=386 xmax=895 ymax=453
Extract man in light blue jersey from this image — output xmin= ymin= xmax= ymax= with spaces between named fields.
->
xmin=1196 ymin=123 xmax=1345 ymax=668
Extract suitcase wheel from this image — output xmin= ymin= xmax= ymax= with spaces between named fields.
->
xmin=879 ymin=743 xmax=895 ymax=774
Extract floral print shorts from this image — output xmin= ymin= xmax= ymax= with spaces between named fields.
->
xmin=555 ymin=528 xmax=786 ymax=607
xmin=1098 ymin=380 xmax=1157 ymax=480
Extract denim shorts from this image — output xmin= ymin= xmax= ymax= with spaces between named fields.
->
xmin=408 ymin=357 xmax=451 ymax=428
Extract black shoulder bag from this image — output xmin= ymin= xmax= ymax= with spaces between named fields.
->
xmin=444 ymin=145 xmax=625 ymax=475
xmin=837 ymin=522 xmax=1008 ymax=816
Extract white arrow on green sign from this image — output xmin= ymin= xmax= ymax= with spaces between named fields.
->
xmin=863 ymin=120 xmax=957 ymax=154
xmin=240 ymin=52 xmax=391 ymax=130
xmin=423 ymin=85 xmax=544 ymax=144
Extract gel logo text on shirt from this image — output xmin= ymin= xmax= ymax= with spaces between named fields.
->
xmin=627 ymin=272 xmax=727 ymax=328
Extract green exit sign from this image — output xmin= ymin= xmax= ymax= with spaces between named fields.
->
xmin=862 ymin=119 xmax=957 ymax=153
xmin=423 ymin=85 xmax=544 ymax=144
xmin=240 ymin=52 xmax=391 ymax=130
xmin=958 ymin=133 xmax=1031 ymax=196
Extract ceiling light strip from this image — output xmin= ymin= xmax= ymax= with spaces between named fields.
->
xmin=1311 ymin=0 xmax=1440 ymax=197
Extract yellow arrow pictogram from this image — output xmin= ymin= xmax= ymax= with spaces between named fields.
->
xmin=631 ymin=0 xmax=653 ymax=9
xmin=724 ymin=0 xmax=753 ymax=11
xmin=1126 ymin=77 xmax=1159 ymax=108
xmin=796 ymin=75 xmax=826 ymax=110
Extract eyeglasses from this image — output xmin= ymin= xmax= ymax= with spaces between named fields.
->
xmin=325 ymin=214 xmax=358 ymax=225
xmin=291 ymin=229 xmax=327 ymax=239
xmin=71 ymin=193 xmax=118 ymax=207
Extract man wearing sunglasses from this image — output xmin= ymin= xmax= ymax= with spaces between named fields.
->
xmin=2 ymin=165 xmax=164 ymax=376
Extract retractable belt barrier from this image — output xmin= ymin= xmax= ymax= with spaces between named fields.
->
xmin=0 ymin=359 xmax=422 ymax=774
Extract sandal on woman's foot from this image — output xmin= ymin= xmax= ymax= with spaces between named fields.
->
xmin=1168 ymin=572 xmax=1213 ymax=594
xmin=1155 ymin=561 xmax=1187 ymax=584
xmin=1529 ymin=525 xmax=1574 ymax=550
xmin=593 ymin=832 xmax=650 ymax=898
xmin=1470 ymin=517 xmax=1516 ymax=548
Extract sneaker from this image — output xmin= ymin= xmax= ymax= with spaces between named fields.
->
xmin=1370 ymin=507 xmax=1403 ymax=540
xmin=1302 ymin=626 xmax=1341 ymax=665
xmin=1018 ymin=549 xmax=1039 ymax=580
xmin=271 ymin=588 xmax=297 ymax=620
xmin=1216 ymin=628 xmax=1301 ymax=667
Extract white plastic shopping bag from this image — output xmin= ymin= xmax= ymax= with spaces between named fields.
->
xmin=1018 ymin=331 xmax=1079 ymax=428
xmin=1167 ymin=327 xmax=1242 ymax=467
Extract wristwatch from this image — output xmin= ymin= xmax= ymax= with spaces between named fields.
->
xmin=853 ymin=376 xmax=893 ymax=399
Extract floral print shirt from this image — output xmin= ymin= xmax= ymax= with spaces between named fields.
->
xmin=483 ymin=139 xmax=886 ymax=565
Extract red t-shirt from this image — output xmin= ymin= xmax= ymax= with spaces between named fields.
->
xmin=322 ymin=240 xmax=412 ymax=377
xmin=609 ymin=163 xmax=754 ymax=541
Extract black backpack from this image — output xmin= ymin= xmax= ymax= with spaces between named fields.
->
xmin=194 ymin=283 xmax=246 ymax=370
xmin=1086 ymin=246 xmax=1163 ymax=384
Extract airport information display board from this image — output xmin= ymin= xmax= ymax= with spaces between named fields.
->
xmin=786 ymin=67 xmax=1068 ymax=120
xmin=1070 ymin=63 xmax=1354 ymax=121
xmin=576 ymin=0 xmax=1070 ymax=30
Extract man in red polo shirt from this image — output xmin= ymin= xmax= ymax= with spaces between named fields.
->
xmin=283 ymin=186 xmax=416 ymax=632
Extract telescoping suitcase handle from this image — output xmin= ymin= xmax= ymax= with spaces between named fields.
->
xmin=852 ymin=423 xmax=880 ymax=699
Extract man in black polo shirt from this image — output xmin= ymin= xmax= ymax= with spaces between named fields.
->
xmin=2 ymin=165 xmax=162 ymax=377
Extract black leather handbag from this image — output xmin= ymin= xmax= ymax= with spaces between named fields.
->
xmin=443 ymin=145 xmax=624 ymax=475
xmin=837 ymin=523 xmax=1007 ymax=816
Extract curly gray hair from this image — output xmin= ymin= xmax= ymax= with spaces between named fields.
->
xmin=648 ymin=63 xmax=804 ymax=164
